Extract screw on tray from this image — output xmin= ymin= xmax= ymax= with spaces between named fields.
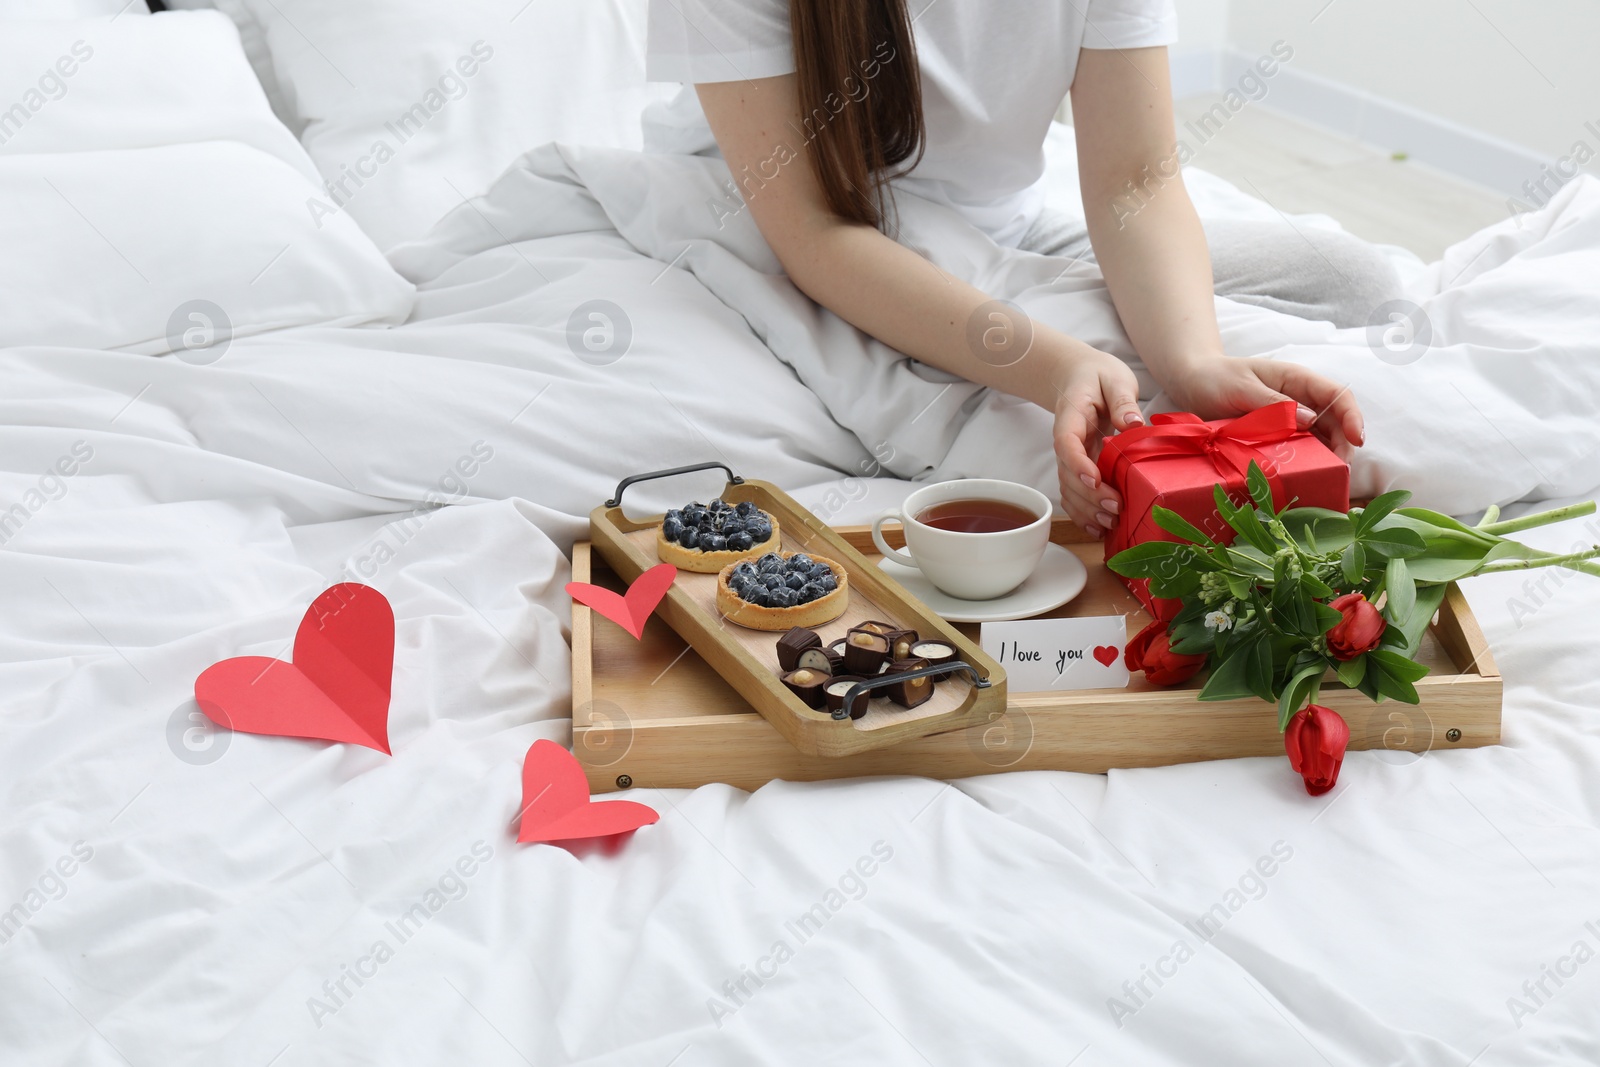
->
xmin=1446 ymin=729 xmax=1461 ymax=743
xmin=616 ymin=774 xmax=633 ymax=788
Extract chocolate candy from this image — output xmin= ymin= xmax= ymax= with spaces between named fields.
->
xmin=841 ymin=628 xmax=891 ymax=675
xmin=908 ymin=640 xmax=957 ymax=669
xmin=775 ymin=626 xmax=822 ymax=672
xmin=883 ymin=657 xmax=934 ymax=708
xmin=781 ymin=667 xmax=828 ymax=709
xmin=885 ymin=628 xmax=919 ymax=661
xmin=823 ymin=675 xmax=869 ymax=716
xmin=796 ymin=646 xmax=843 ymax=675
xmin=854 ymin=619 xmax=898 ymax=635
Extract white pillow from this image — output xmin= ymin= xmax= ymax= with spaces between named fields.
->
xmin=159 ymin=0 xmax=298 ymax=133
xmin=0 ymin=12 xmax=413 ymax=353
xmin=0 ymin=0 xmax=147 ymax=17
xmin=225 ymin=0 xmax=675 ymax=249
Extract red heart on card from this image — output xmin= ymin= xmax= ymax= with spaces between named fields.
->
xmin=565 ymin=562 xmax=676 ymax=640
xmin=517 ymin=740 xmax=658 ymax=843
xmin=1093 ymin=645 xmax=1120 ymax=667
xmin=194 ymin=584 xmax=393 ymax=754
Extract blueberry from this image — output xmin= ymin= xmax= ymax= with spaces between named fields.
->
xmin=665 ymin=508 xmax=681 ymax=522
xmin=728 ymin=531 xmax=753 ymax=551
xmin=789 ymin=553 xmax=812 ymax=569
xmin=769 ymin=587 xmax=796 ymax=608
xmin=735 ymin=500 xmax=757 ymax=517
xmin=798 ymin=582 xmax=823 ymax=602
xmin=679 ymin=526 xmax=699 ymax=549
xmin=807 ymin=562 xmax=831 ymax=579
xmin=705 ymin=533 xmax=727 ymax=551
xmin=784 ymin=572 xmax=806 ymax=590
xmin=757 ymin=554 xmax=782 ymax=573
xmin=816 ymin=574 xmax=837 ymax=592
xmin=733 ymin=561 xmax=757 ymax=579
xmin=721 ymin=518 xmax=744 ymax=535
xmin=662 ymin=516 xmax=684 ymax=543
xmin=746 ymin=520 xmax=771 ymax=542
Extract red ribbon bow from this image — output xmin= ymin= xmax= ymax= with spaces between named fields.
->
xmin=1096 ymin=401 xmax=1302 ymax=551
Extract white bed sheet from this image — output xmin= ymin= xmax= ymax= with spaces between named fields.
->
xmin=4 ymin=125 xmax=1600 ymax=1066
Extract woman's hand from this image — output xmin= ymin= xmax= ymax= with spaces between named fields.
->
xmin=1162 ymin=354 xmax=1366 ymax=454
xmin=1051 ymin=347 xmax=1143 ymax=538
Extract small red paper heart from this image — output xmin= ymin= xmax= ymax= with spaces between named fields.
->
xmin=566 ymin=562 xmax=676 ymax=640
xmin=1093 ymin=645 xmax=1120 ymax=667
xmin=518 ymin=740 xmax=658 ymax=843
xmin=194 ymin=584 xmax=394 ymax=753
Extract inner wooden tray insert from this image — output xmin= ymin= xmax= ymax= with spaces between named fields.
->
xmin=587 ymin=475 xmax=1007 ymax=758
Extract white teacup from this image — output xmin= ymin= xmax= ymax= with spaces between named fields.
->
xmin=871 ymin=479 xmax=1052 ymax=600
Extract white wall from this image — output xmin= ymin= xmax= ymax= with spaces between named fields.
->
xmin=1219 ymin=0 xmax=1600 ymax=196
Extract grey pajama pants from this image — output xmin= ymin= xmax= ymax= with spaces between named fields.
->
xmin=1018 ymin=210 xmax=1405 ymax=329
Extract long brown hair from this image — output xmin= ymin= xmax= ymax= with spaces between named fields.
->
xmin=790 ymin=0 xmax=924 ymax=232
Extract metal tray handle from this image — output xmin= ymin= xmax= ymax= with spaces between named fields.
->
xmin=605 ymin=462 xmax=744 ymax=509
xmin=836 ymin=660 xmax=990 ymax=721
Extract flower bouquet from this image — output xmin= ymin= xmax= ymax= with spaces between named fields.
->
xmin=1107 ymin=462 xmax=1600 ymax=794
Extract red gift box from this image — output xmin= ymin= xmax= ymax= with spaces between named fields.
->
xmin=1095 ymin=401 xmax=1350 ymax=616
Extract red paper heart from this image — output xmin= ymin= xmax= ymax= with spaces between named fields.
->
xmin=194 ymin=583 xmax=394 ymax=753
xmin=565 ymin=562 xmax=676 ymax=640
xmin=1093 ymin=645 xmax=1120 ymax=667
xmin=517 ymin=739 xmax=658 ymax=843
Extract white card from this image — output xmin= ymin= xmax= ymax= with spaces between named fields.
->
xmin=980 ymin=616 xmax=1131 ymax=692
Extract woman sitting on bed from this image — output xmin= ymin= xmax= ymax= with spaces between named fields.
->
xmin=646 ymin=0 xmax=1395 ymax=535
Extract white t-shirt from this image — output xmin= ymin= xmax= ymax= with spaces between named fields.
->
xmin=644 ymin=0 xmax=1178 ymax=247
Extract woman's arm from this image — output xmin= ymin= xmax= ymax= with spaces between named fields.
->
xmin=697 ymin=75 xmax=1142 ymax=536
xmin=1072 ymin=47 xmax=1364 ymax=451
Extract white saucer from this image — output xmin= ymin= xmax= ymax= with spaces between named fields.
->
xmin=876 ymin=542 xmax=1088 ymax=623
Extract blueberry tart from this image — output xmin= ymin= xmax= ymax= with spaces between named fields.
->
xmin=715 ymin=551 xmax=848 ymax=630
xmin=657 ymin=498 xmax=780 ymax=573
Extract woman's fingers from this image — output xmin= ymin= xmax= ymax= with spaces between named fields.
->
xmin=1258 ymin=361 xmax=1365 ymax=448
xmin=1053 ymin=392 xmax=1122 ymax=537
xmin=1102 ymin=368 xmax=1145 ymax=432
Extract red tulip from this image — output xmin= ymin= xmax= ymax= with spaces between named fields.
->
xmin=1326 ymin=592 xmax=1385 ymax=660
xmin=1125 ymin=618 xmax=1207 ymax=686
xmin=1284 ymin=704 xmax=1350 ymax=796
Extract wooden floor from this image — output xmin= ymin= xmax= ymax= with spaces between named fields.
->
xmin=1174 ymin=94 xmax=1508 ymax=261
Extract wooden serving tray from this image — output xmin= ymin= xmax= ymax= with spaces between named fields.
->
xmin=587 ymin=470 xmax=1007 ymax=758
xmin=572 ymin=519 xmax=1502 ymax=794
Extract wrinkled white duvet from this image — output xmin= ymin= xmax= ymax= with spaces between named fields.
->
xmin=3 ymin=127 xmax=1600 ymax=1065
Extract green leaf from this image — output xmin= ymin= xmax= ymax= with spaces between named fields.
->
xmin=1278 ymin=508 xmax=1353 ymax=551
xmin=1385 ymin=556 xmax=1416 ymax=627
xmin=1198 ymin=642 xmax=1259 ymax=702
xmin=1311 ymin=599 xmax=1344 ymax=634
xmin=1362 ymin=526 xmax=1429 ymax=559
xmin=1341 ymin=541 xmax=1367 ymax=585
xmin=1277 ymin=659 xmax=1329 ymax=730
xmin=1302 ymin=571 xmax=1335 ymax=599
xmin=1245 ymin=636 xmax=1276 ymax=703
xmin=1395 ymin=507 xmax=1499 ymax=543
xmin=1214 ymin=484 xmax=1279 ymax=556
xmin=1364 ymin=649 xmax=1425 ymax=704
xmin=1106 ymin=541 xmax=1185 ymax=578
xmin=1148 ymin=569 xmax=1203 ymax=599
xmin=1151 ymin=506 xmax=1218 ymax=548
xmin=1404 ymin=540 xmax=1524 ymax=583
xmin=1393 ymin=583 xmax=1447 ymax=657
xmin=1246 ymin=461 xmax=1277 ymax=517
xmin=1369 ymin=648 xmax=1431 ymax=684
xmin=1335 ymin=655 xmax=1367 ymax=688
xmin=1225 ymin=574 xmax=1253 ymax=600
xmin=1352 ymin=490 xmax=1413 ymax=536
